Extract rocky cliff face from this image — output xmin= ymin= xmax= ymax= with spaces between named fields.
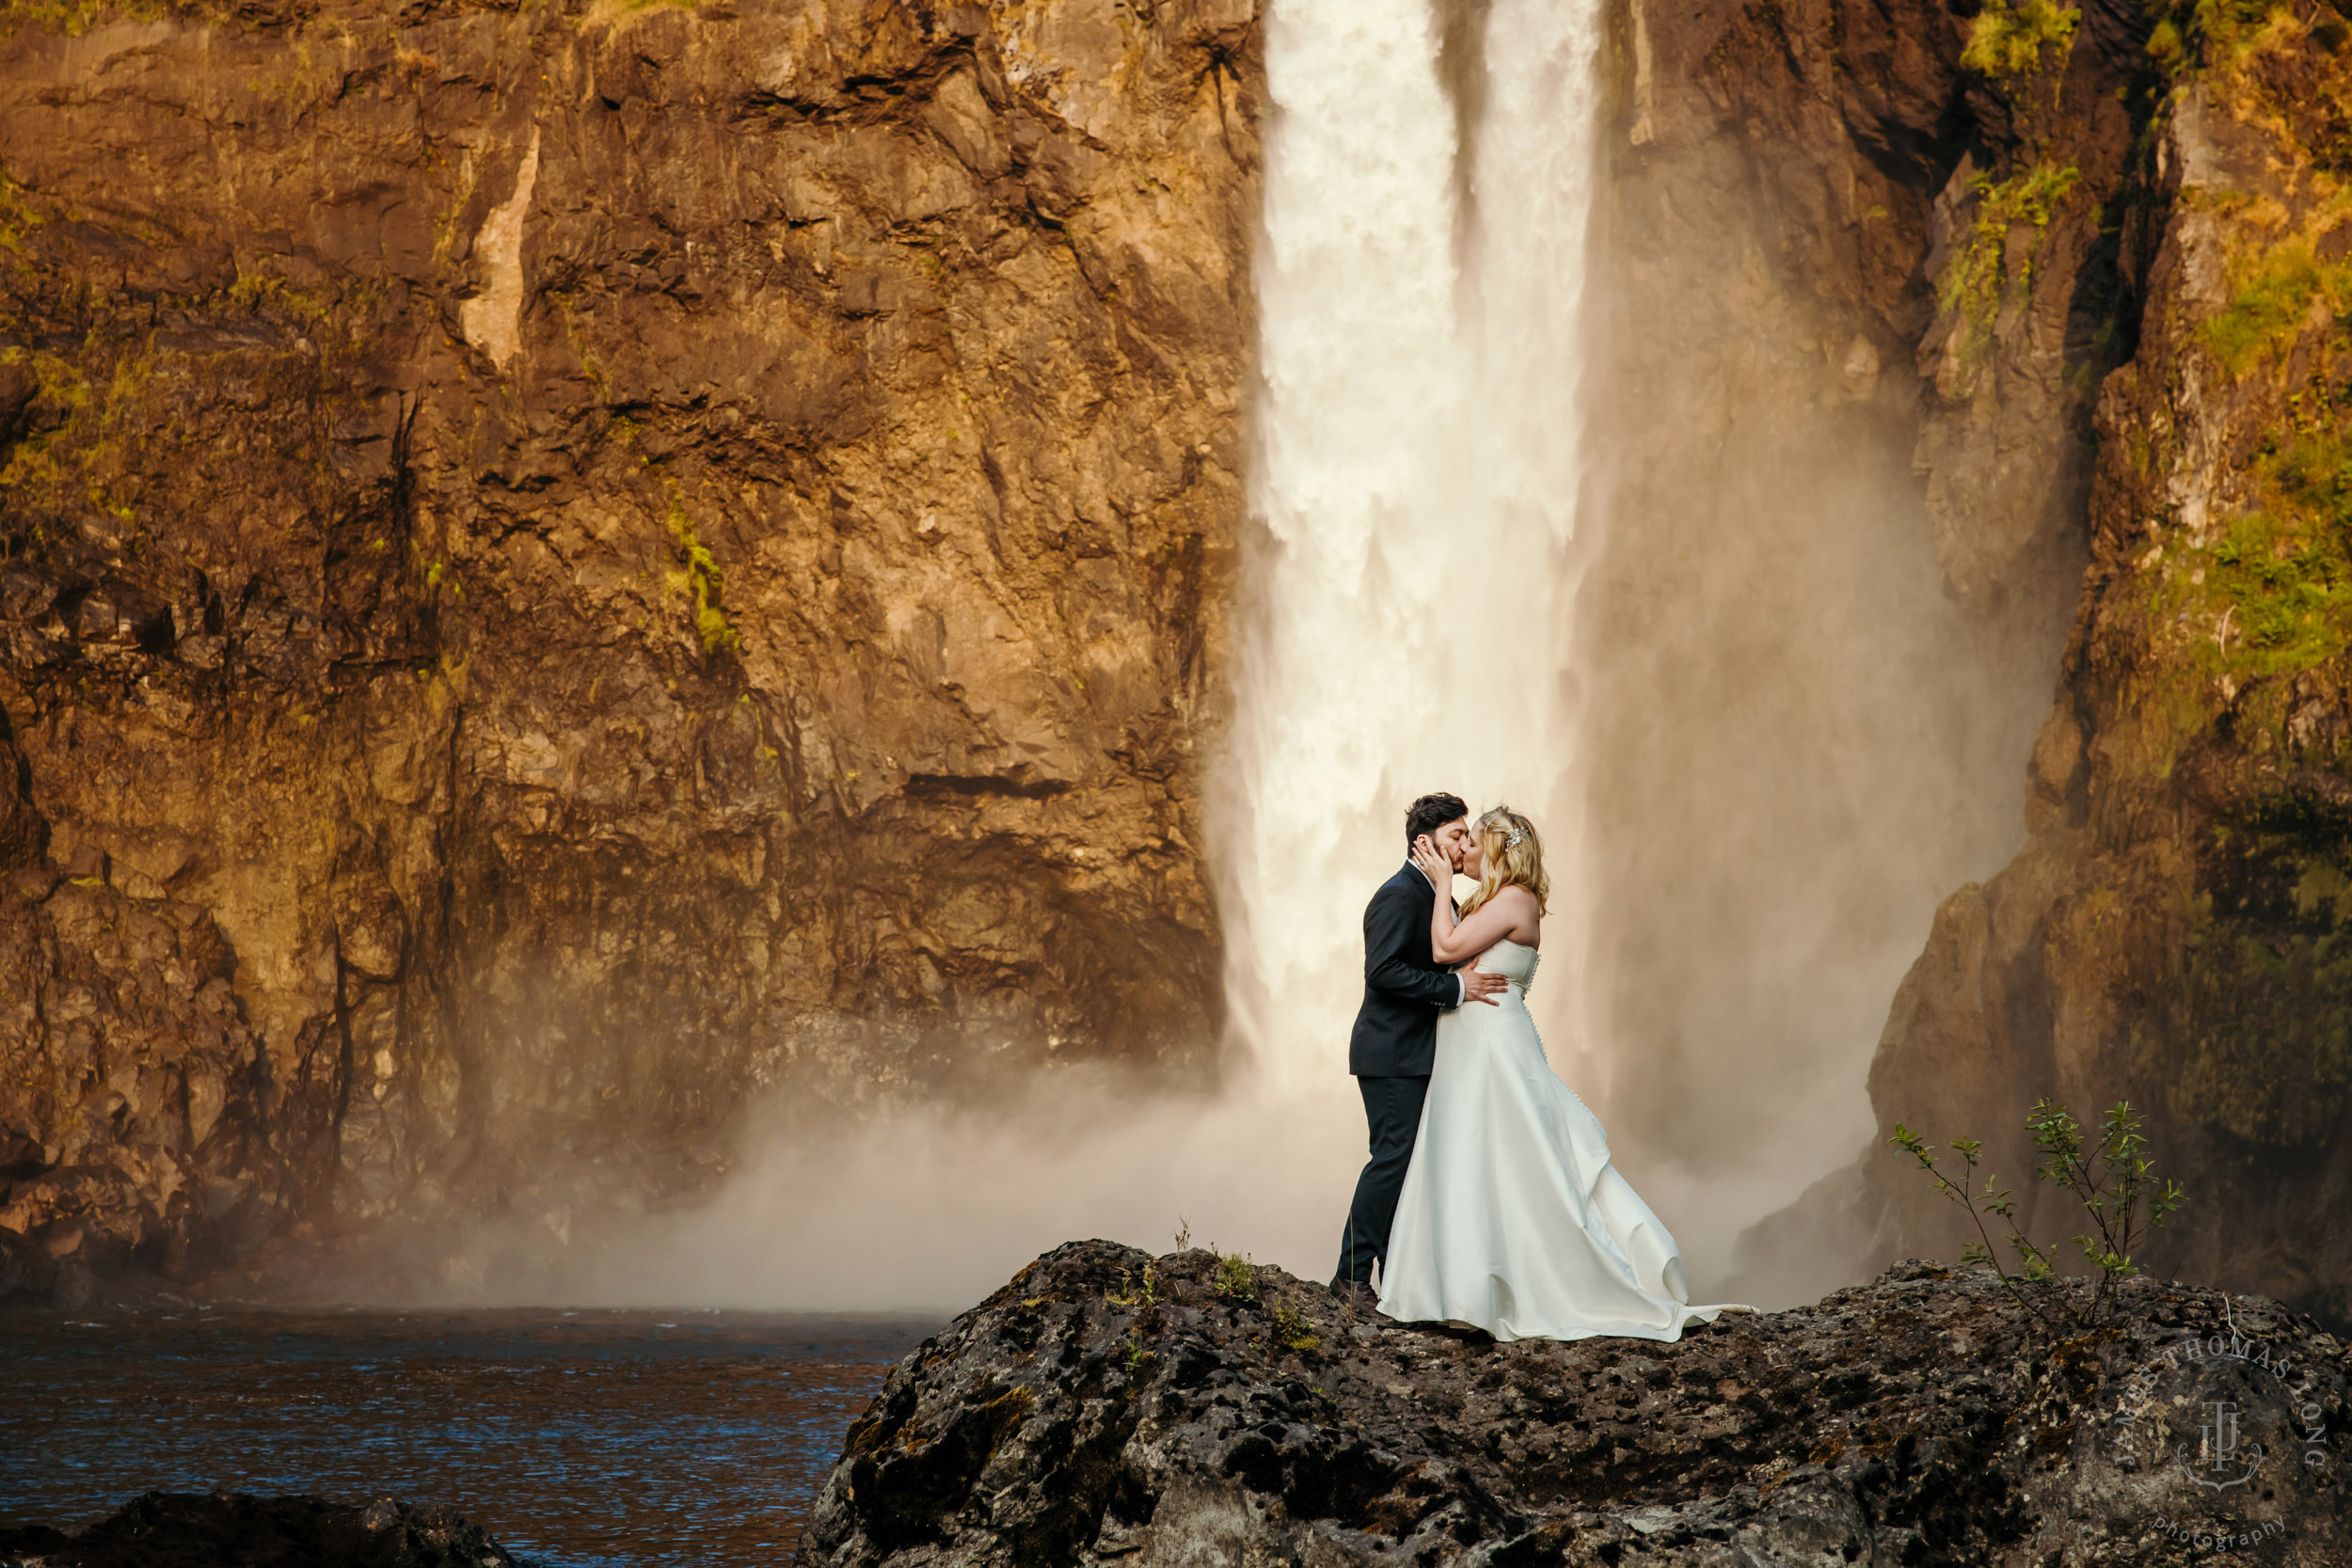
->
xmin=1574 ymin=0 xmax=2113 ymax=1234
xmin=801 ymin=1240 xmax=2352 ymax=1567
xmin=1598 ymin=0 xmax=2352 ymax=1321
xmin=0 ymin=0 xmax=1259 ymax=1303
xmin=1856 ymin=8 xmax=2352 ymax=1328
xmin=10 ymin=0 xmax=2349 ymax=1323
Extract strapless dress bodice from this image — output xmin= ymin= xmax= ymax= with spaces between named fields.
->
xmin=1470 ymin=936 xmax=1539 ymax=991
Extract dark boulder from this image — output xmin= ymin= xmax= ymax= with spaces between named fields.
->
xmin=0 ymin=1492 xmax=526 ymax=1568
xmin=801 ymin=1240 xmax=2352 ymax=1566
xmin=0 ymin=1226 xmax=54 ymax=1307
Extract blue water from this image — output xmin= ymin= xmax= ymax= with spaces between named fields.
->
xmin=0 ymin=1307 xmax=938 ymax=1565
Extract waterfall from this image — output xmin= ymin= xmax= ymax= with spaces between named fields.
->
xmin=1223 ymin=0 xmax=1606 ymax=1105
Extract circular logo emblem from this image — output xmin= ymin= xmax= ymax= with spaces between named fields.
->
xmin=2108 ymin=1297 xmax=2332 ymax=1551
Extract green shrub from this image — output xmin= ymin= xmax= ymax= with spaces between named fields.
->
xmin=1962 ymin=0 xmax=2080 ymax=80
xmin=1891 ymin=1099 xmax=2186 ymax=1329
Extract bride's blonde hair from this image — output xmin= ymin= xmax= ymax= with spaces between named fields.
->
xmin=1461 ymin=805 xmax=1549 ymax=918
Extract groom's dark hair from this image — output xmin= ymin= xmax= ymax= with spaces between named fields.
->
xmin=1404 ymin=792 xmax=1470 ymax=847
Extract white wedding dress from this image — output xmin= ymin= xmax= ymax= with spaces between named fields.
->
xmin=1377 ymin=937 xmax=1747 ymax=1342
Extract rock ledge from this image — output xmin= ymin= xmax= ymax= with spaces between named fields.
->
xmin=802 ymin=1241 xmax=2352 ymax=1566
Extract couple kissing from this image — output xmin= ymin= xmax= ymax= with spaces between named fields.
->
xmin=1330 ymin=792 xmax=1749 ymax=1343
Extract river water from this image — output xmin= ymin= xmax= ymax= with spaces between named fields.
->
xmin=0 ymin=1307 xmax=936 ymax=1566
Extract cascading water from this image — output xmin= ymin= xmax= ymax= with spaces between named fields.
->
xmin=1223 ymin=0 xmax=1606 ymax=1109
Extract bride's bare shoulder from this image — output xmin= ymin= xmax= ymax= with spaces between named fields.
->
xmin=1496 ymin=883 xmax=1542 ymax=942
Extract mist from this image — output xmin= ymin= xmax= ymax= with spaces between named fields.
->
xmin=491 ymin=1071 xmax=1351 ymax=1312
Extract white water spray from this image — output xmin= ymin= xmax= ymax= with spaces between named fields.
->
xmin=1222 ymin=0 xmax=1604 ymax=1106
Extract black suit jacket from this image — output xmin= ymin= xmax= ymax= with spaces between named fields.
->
xmin=1347 ymin=862 xmax=1461 ymax=1077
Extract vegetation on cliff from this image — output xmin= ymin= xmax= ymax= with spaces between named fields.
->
xmin=1686 ymin=0 xmax=2352 ymax=1324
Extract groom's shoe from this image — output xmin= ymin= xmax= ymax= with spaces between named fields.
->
xmin=1328 ymin=1276 xmax=1375 ymax=1309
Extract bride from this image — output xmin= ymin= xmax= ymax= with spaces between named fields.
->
xmin=1377 ymin=806 xmax=1748 ymax=1342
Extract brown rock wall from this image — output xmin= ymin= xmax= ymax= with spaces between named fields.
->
xmin=0 ymin=0 xmax=1261 ymax=1296
xmin=1856 ymin=20 xmax=2352 ymax=1326
xmin=1657 ymin=0 xmax=2352 ymax=1325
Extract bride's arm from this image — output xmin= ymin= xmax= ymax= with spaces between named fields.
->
xmin=1431 ymin=895 xmax=1531 ymax=963
xmin=1412 ymin=855 xmax=1536 ymax=963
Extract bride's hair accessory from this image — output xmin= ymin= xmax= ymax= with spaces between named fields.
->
xmin=1465 ymin=805 xmax=1549 ymax=916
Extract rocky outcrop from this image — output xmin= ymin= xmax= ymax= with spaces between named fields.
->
xmin=0 ymin=1492 xmax=522 ymax=1568
xmin=0 ymin=0 xmax=1260 ymax=1298
xmin=1848 ymin=9 xmax=2352 ymax=1328
xmin=802 ymin=1239 xmax=2352 ymax=1567
xmin=1598 ymin=0 xmax=2352 ymax=1320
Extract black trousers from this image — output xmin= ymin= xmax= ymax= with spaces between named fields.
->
xmin=1333 ymin=1073 xmax=1429 ymax=1288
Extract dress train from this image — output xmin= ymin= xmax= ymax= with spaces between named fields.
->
xmin=1376 ymin=938 xmax=1752 ymax=1342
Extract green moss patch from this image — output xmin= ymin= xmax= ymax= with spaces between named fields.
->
xmin=664 ymin=494 xmax=740 ymax=657
xmin=2148 ymin=802 xmax=2352 ymax=1148
xmin=1938 ymin=163 xmax=2083 ymax=364
xmin=1963 ymin=0 xmax=2081 ymax=83
xmin=2204 ymin=231 xmax=2352 ymax=376
xmin=2132 ymin=392 xmax=2352 ymax=691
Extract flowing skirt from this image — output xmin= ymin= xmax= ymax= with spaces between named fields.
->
xmin=1376 ymin=986 xmax=1745 ymax=1342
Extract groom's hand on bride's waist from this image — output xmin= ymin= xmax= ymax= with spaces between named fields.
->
xmin=1462 ymin=964 xmax=1506 ymax=1006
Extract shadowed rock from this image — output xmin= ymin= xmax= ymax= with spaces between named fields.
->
xmin=0 ymin=1492 xmax=525 ymax=1568
xmin=801 ymin=1240 xmax=2352 ymax=1566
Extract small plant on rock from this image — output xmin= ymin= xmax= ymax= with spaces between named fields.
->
xmin=1106 ymin=1259 xmax=1159 ymax=1310
xmin=1271 ymin=1300 xmax=1320 ymax=1354
xmin=1891 ymin=1098 xmax=2187 ymax=1330
xmin=1211 ymin=1250 xmax=1257 ymax=1303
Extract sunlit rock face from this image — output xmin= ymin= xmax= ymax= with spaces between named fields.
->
xmin=0 ymin=0 xmax=1260 ymax=1299
xmin=1859 ymin=21 xmax=2352 ymax=1329
xmin=1632 ymin=0 xmax=2352 ymax=1323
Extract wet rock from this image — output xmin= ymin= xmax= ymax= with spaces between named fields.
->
xmin=0 ymin=1492 xmax=524 ymax=1568
xmin=803 ymin=1240 xmax=2352 ymax=1567
xmin=0 ymin=1224 xmax=54 ymax=1306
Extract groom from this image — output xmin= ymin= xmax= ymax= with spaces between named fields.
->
xmin=1331 ymin=791 xmax=1506 ymax=1298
